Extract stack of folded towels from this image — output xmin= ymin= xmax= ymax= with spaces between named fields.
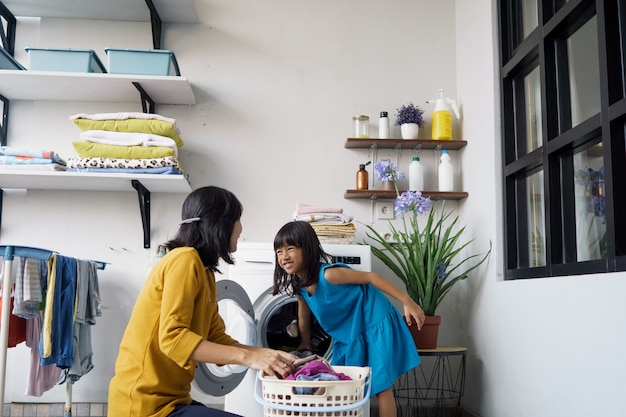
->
xmin=66 ymin=112 xmax=187 ymax=177
xmin=0 ymin=146 xmax=67 ymax=171
xmin=293 ymin=203 xmax=356 ymax=244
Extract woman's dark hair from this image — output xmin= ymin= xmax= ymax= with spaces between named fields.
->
xmin=165 ymin=186 xmax=243 ymax=272
xmin=272 ymin=221 xmax=331 ymax=296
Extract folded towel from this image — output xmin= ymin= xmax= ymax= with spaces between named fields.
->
xmin=1 ymin=147 xmax=66 ymax=165
xmin=80 ymin=130 xmax=178 ymax=153
xmin=294 ymin=213 xmax=354 ymax=224
xmin=66 ymin=156 xmax=181 ymax=170
xmin=0 ymin=163 xmax=66 ymax=171
xmin=310 ymin=223 xmax=356 ymax=236
xmin=69 ymin=112 xmax=177 ymax=125
xmin=295 ymin=203 xmax=343 ymax=215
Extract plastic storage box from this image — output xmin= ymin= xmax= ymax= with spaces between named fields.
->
xmin=105 ymin=48 xmax=180 ymax=76
xmin=255 ymin=366 xmax=371 ymax=417
xmin=0 ymin=48 xmax=26 ymax=70
xmin=25 ymin=48 xmax=106 ymax=73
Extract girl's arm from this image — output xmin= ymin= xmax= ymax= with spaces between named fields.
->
xmin=296 ymin=295 xmax=314 ymax=352
xmin=325 ymin=267 xmax=426 ymax=330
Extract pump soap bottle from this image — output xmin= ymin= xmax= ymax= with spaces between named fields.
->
xmin=356 ymin=161 xmax=371 ymax=190
xmin=427 ymin=89 xmax=460 ymax=140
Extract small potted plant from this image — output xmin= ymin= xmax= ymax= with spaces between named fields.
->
xmin=395 ymin=102 xmax=425 ymax=139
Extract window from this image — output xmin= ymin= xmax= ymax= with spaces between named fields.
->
xmin=498 ymin=0 xmax=626 ymax=279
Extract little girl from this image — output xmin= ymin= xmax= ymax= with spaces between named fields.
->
xmin=272 ymin=221 xmax=425 ymax=417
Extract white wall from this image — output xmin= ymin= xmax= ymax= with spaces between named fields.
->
xmin=455 ymin=1 xmax=626 ymax=417
xmin=2 ymin=1 xmax=624 ymax=416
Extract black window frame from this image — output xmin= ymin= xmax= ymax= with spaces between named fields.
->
xmin=498 ymin=0 xmax=626 ymax=279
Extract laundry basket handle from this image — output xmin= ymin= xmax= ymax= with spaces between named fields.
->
xmin=253 ymin=370 xmax=372 ymax=413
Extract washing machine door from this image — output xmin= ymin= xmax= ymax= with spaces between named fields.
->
xmin=193 ymin=280 xmax=256 ymax=396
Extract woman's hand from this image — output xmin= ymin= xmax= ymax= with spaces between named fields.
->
xmin=242 ymin=346 xmax=299 ymax=378
xmin=403 ymin=299 xmax=426 ymax=330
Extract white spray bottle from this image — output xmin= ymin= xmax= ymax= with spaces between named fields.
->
xmin=427 ymin=89 xmax=460 ymax=140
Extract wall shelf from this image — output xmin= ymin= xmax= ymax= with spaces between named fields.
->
xmin=345 ymin=138 xmax=467 ymax=150
xmin=344 ymin=138 xmax=469 ymax=201
xmin=1 ymin=0 xmax=199 ymax=23
xmin=344 ymin=190 xmax=468 ymax=200
xmin=0 ymin=171 xmax=191 ymax=248
xmin=0 ymin=70 xmax=195 ymax=104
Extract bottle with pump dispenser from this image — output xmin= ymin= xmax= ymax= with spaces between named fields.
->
xmin=408 ymin=156 xmax=424 ymax=192
xmin=438 ymin=150 xmax=454 ymax=191
xmin=356 ymin=161 xmax=370 ymax=190
xmin=427 ymin=89 xmax=460 ymax=140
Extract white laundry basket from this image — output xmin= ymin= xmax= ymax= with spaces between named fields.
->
xmin=254 ymin=366 xmax=371 ymax=417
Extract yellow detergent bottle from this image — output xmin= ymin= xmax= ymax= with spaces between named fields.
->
xmin=427 ymin=89 xmax=460 ymax=140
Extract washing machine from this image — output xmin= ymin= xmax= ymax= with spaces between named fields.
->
xmin=192 ymin=242 xmax=372 ymax=417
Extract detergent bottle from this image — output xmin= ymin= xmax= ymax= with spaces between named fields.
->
xmin=427 ymin=89 xmax=460 ymax=140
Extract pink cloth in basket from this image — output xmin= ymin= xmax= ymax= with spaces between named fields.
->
xmin=285 ymin=360 xmax=352 ymax=381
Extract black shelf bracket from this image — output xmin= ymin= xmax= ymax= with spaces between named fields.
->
xmin=132 ymin=180 xmax=151 ymax=249
xmin=144 ymin=0 xmax=162 ymax=50
xmin=132 ymin=82 xmax=156 ymax=114
xmin=0 ymin=93 xmax=8 ymax=147
xmin=0 ymin=1 xmax=16 ymax=55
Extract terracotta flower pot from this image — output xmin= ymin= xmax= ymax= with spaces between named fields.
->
xmin=406 ymin=315 xmax=441 ymax=350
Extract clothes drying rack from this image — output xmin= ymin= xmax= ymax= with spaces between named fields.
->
xmin=0 ymin=245 xmax=107 ymax=417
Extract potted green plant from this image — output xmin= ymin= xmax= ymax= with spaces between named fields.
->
xmin=395 ymin=102 xmax=425 ymax=139
xmin=363 ymin=175 xmax=491 ymax=348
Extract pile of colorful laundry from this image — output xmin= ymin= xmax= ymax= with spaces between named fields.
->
xmin=293 ymin=203 xmax=356 ymax=244
xmin=0 ymin=146 xmax=67 ymax=171
xmin=285 ymin=354 xmax=352 ymax=395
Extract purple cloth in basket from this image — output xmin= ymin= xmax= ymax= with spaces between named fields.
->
xmin=285 ymin=360 xmax=352 ymax=381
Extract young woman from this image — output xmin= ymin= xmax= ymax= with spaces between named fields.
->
xmin=108 ymin=186 xmax=297 ymax=417
xmin=272 ymin=221 xmax=425 ymax=417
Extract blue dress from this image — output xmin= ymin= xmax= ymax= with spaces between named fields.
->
xmin=299 ymin=263 xmax=421 ymax=395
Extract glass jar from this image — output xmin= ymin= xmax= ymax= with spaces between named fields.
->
xmin=352 ymin=115 xmax=370 ymax=138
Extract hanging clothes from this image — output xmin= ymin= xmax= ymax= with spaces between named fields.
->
xmin=25 ymin=311 xmax=61 ymax=396
xmin=40 ymin=254 xmax=78 ymax=369
xmin=64 ymin=259 xmax=102 ymax=383
xmin=0 ymin=297 xmax=27 ymax=348
xmin=13 ymin=256 xmax=46 ymax=319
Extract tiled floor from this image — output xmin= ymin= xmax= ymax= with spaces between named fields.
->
xmin=1 ymin=403 xmax=106 ymax=417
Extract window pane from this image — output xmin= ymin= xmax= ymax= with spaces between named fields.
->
xmin=574 ymin=144 xmax=606 ymax=261
xmin=568 ymin=16 xmax=600 ymax=128
xmin=525 ymin=67 xmax=543 ymax=152
xmin=524 ymin=170 xmax=546 ymax=267
xmin=520 ymin=0 xmax=538 ymax=39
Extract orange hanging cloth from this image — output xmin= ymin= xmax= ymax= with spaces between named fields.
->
xmin=0 ymin=297 xmax=27 ymax=347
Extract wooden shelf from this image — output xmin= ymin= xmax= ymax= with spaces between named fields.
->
xmin=344 ymin=138 xmax=467 ymax=150
xmin=344 ymin=190 xmax=469 ymax=200
xmin=0 ymin=70 xmax=195 ymax=104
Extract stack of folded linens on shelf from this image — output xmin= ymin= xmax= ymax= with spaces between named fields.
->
xmin=0 ymin=146 xmax=67 ymax=171
xmin=66 ymin=112 xmax=187 ymax=177
xmin=293 ymin=203 xmax=356 ymax=244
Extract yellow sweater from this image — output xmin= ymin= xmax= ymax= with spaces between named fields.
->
xmin=107 ymin=247 xmax=237 ymax=417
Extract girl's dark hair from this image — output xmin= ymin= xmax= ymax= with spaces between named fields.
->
xmin=272 ymin=221 xmax=331 ymax=296
xmin=165 ymin=186 xmax=243 ymax=272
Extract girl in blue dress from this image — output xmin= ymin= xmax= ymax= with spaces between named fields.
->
xmin=272 ymin=221 xmax=425 ymax=417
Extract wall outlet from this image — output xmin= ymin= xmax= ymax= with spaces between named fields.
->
xmin=375 ymin=202 xmax=395 ymax=219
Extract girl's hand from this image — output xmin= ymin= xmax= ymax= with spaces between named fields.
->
xmin=243 ymin=347 xmax=299 ymax=378
xmin=403 ymin=299 xmax=426 ymax=330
